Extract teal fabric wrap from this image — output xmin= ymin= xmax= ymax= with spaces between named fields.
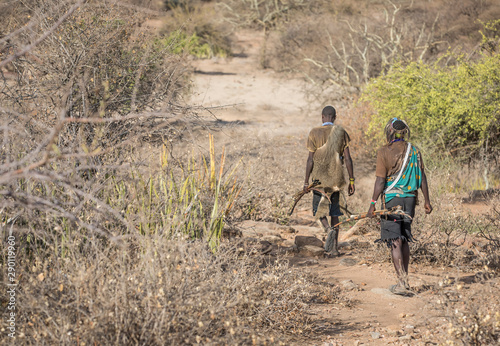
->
xmin=385 ymin=145 xmax=422 ymax=202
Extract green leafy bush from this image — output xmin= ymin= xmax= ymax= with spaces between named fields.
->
xmin=160 ymin=3 xmax=231 ymax=58
xmin=160 ymin=30 xmax=224 ymax=58
xmin=362 ymin=52 xmax=500 ymax=157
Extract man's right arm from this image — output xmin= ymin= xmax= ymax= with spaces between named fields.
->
xmin=304 ymin=151 xmax=315 ymax=192
xmin=368 ymin=149 xmax=387 ymax=216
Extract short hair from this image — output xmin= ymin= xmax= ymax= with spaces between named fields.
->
xmin=322 ymin=106 xmax=336 ymax=119
xmin=384 ymin=117 xmax=410 ymax=143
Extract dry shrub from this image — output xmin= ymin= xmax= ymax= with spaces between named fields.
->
xmin=409 ymin=198 xmax=500 ymax=272
xmin=1 ymin=233 xmax=346 ymax=344
xmin=1 ymin=0 xmax=188 ymax=120
xmin=0 ymin=0 xmax=198 ymax=242
xmin=164 ymin=0 xmax=214 ymax=11
xmin=121 ymin=0 xmax=165 ymax=11
xmin=430 ymin=278 xmax=500 ymax=345
xmin=475 ymin=203 xmax=500 ymax=271
xmin=268 ymin=0 xmax=500 ymax=87
xmin=218 ymin=0 xmax=326 ymax=30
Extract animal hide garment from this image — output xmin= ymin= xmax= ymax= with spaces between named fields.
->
xmin=311 ymin=125 xmax=346 ymax=192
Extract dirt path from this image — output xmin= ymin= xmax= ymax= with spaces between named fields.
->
xmin=235 ymin=216 xmax=452 ymax=345
xmin=188 ymin=31 xmax=489 ymax=345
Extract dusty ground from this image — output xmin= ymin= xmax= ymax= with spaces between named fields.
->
xmin=187 ymin=31 xmax=498 ymax=345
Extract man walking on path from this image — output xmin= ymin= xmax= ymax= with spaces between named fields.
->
xmin=367 ymin=118 xmax=433 ymax=295
xmin=303 ymin=106 xmax=355 ymax=257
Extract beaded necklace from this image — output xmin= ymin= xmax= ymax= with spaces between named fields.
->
xmin=390 ymin=138 xmax=405 ymax=144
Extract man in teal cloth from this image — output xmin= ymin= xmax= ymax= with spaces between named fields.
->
xmin=367 ymin=118 xmax=433 ymax=295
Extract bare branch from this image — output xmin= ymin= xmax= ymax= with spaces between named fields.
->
xmin=0 ymin=0 xmax=86 ymax=69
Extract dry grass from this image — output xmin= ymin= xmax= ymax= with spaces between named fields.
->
xmin=420 ymin=270 xmax=500 ymax=345
xmin=265 ymin=0 xmax=500 ymax=86
xmin=1 ymin=231 xmax=349 ymax=344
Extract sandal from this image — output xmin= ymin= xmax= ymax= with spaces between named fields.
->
xmin=389 ymin=284 xmax=414 ymax=297
xmin=324 ymin=250 xmax=340 ymax=258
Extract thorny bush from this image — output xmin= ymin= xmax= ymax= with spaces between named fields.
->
xmin=410 ymin=199 xmax=500 ymax=272
xmin=1 ymin=0 xmax=189 ymax=151
xmin=0 ymin=0 xmax=196 ymax=242
xmin=268 ymin=0 xmax=500 ymax=87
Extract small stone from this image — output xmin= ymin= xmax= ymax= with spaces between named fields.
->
xmin=295 ymin=235 xmax=323 ymax=248
xmin=399 ymin=334 xmax=412 ymax=341
xmin=341 ymin=279 xmax=358 ymax=291
xmin=338 ymin=241 xmax=353 ymax=249
xmin=339 ymin=257 xmax=358 ymax=266
xmin=262 ymin=235 xmax=283 ymax=244
xmin=300 ymin=245 xmax=325 ymax=257
xmin=371 ymin=331 xmax=381 ymax=339
xmin=385 ymin=329 xmax=400 ymax=337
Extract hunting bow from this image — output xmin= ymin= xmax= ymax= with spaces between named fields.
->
xmin=289 ymin=180 xmax=331 ymax=216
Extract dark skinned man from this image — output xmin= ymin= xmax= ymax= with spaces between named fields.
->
xmin=367 ymin=118 xmax=433 ymax=296
xmin=304 ymin=106 xmax=355 ymax=257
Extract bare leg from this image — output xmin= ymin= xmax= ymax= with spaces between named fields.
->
xmin=330 ymin=216 xmax=339 ymax=228
xmin=319 ymin=216 xmax=340 ymax=230
xmin=331 ymin=216 xmax=340 ymax=251
xmin=391 ymin=238 xmax=405 ymax=277
xmin=319 ymin=216 xmax=330 ymax=230
xmin=401 ymin=240 xmax=410 ymax=274
xmin=391 ymin=238 xmax=410 ymax=289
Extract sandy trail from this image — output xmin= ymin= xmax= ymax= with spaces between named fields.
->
xmin=191 ymin=31 xmax=311 ymax=125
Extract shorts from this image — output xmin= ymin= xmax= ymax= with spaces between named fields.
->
xmin=379 ymin=196 xmax=416 ymax=246
xmin=312 ymin=190 xmax=343 ymax=217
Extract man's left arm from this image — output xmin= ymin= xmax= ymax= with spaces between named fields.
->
xmin=417 ymin=151 xmax=433 ymax=214
xmin=343 ymin=147 xmax=355 ymax=196
xmin=420 ymin=170 xmax=433 ymax=214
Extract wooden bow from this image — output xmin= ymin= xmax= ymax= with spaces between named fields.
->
xmin=289 ymin=180 xmax=331 ymax=216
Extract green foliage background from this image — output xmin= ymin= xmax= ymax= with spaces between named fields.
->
xmin=362 ymin=51 xmax=500 ymax=157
